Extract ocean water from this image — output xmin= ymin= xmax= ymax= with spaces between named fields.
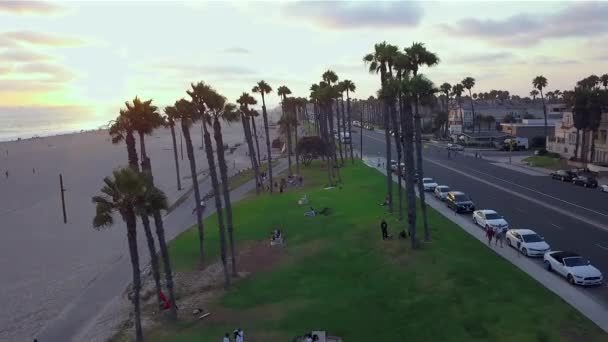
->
xmin=0 ymin=107 xmax=108 ymax=141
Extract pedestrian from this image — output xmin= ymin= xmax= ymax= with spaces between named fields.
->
xmin=223 ymin=332 xmax=230 ymax=342
xmin=5 ymin=170 xmax=8 ymax=178
xmin=495 ymin=227 xmax=506 ymax=248
xmin=298 ymin=175 xmax=303 ymax=186
xmin=486 ymin=225 xmax=494 ymax=246
xmin=380 ymin=219 xmax=388 ymax=240
xmin=279 ymin=184 xmax=284 ymax=193
xmin=237 ymin=328 xmax=244 ymax=342
xmin=33 ymin=168 xmax=35 ymax=174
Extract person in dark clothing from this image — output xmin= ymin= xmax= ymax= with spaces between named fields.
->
xmin=380 ymin=219 xmax=388 ymax=240
xmin=399 ymin=230 xmax=407 ymax=239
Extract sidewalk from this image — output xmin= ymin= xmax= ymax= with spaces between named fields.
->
xmin=363 ymin=155 xmax=608 ymax=333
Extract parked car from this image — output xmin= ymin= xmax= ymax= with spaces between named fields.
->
xmin=447 ymin=143 xmax=464 ymax=151
xmin=421 ymin=178 xmax=438 ymax=191
xmin=550 ymin=170 xmax=577 ymax=182
xmin=353 ymin=120 xmax=360 ymax=127
xmin=543 ymin=251 xmax=603 ymax=286
xmin=572 ymin=176 xmax=598 ymax=188
xmin=365 ymin=125 xmax=375 ymax=131
xmin=472 ymin=209 xmax=509 ymax=230
xmin=600 ymin=184 xmax=608 ymax=193
xmin=446 ymin=191 xmax=475 ymax=213
xmin=505 ymin=229 xmax=550 ymax=257
xmin=434 ymin=185 xmax=451 ymax=200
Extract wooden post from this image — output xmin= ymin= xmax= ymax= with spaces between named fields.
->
xmin=60 ymin=173 xmax=67 ymax=223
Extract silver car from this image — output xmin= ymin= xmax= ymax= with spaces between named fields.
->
xmin=434 ymin=185 xmax=451 ymax=200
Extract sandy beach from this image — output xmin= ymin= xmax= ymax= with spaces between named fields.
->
xmin=0 ymin=120 xmax=273 ymax=341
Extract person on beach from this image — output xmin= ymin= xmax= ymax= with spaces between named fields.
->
xmin=380 ymin=219 xmax=388 ymax=240
xmin=5 ymin=170 xmax=8 ymax=178
xmin=486 ymin=225 xmax=495 ymax=246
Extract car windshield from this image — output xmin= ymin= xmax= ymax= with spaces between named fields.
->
xmin=485 ymin=213 xmax=500 ymax=220
xmin=522 ymin=234 xmax=543 ymax=243
xmin=563 ymin=257 xmax=587 ymax=267
xmin=454 ymin=194 xmax=470 ymax=201
xmin=423 ymin=179 xmax=434 ymax=183
xmin=440 ymin=187 xmax=450 ymax=192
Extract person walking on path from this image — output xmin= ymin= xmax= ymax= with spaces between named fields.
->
xmin=495 ymin=227 xmax=506 ymax=248
xmin=486 ymin=225 xmax=495 ymax=246
xmin=380 ymin=219 xmax=388 ymax=240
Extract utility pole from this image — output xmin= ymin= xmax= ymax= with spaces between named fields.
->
xmin=59 ymin=173 xmax=67 ymax=224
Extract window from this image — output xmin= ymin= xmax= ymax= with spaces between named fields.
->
xmin=485 ymin=213 xmax=500 ymax=220
xmin=522 ymin=234 xmax=543 ymax=243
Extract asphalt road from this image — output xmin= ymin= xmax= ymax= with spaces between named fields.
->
xmin=353 ymin=128 xmax=608 ymax=306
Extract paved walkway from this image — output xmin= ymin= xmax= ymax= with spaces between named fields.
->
xmin=362 ymin=155 xmax=608 ymax=333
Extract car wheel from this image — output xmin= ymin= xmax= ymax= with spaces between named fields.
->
xmin=522 ymin=248 xmax=528 ymax=256
xmin=544 ymin=260 xmax=552 ymax=271
xmin=507 ymin=238 xmax=512 ymax=247
xmin=473 ymin=217 xmax=477 ymax=225
xmin=567 ymin=274 xmax=575 ymax=285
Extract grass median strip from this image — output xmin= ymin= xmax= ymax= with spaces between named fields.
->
xmin=151 ymin=160 xmax=605 ymax=341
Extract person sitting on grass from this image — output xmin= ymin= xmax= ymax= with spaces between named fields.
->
xmin=381 ymin=219 xmax=389 ymax=240
xmin=380 ymin=195 xmax=390 ymax=206
xmin=399 ymin=230 xmax=408 ymax=239
xmin=305 ymin=207 xmax=316 ymax=217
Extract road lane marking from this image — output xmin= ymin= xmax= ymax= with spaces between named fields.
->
xmin=423 ymin=157 xmax=608 ymax=233
xmin=596 ymin=244 xmax=608 ymax=251
xmin=550 ymin=224 xmax=563 ymax=230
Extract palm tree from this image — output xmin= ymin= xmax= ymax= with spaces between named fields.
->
xmin=600 ymin=74 xmax=608 ymax=90
xmin=335 ymin=81 xmax=346 ymax=165
xmin=530 ymin=89 xmax=539 ymax=101
xmin=461 ymin=77 xmax=476 ymax=133
xmin=127 ymin=98 xmax=178 ymax=318
xmin=252 ymin=80 xmax=274 ymax=192
xmin=439 ymin=82 xmax=451 ymax=112
xmin=249 ymin=109 xmax=262 ymax=164
xmin=237 ymin=93 xmax=261 ymax=194
xmin=452 ymin=83 xmax=465 ymax=130
xmin=174 ymin=98 xmax=206 ymax=265
xmin=322 ymin=70 xmax=342 ymax=174
xmin=277 ymin=85 xmax=293 ymax=175
xmin=532 ymin=75 xmax=549 ymax=139
xmin=363 ymin=42 xmax=397 ymax=212
xmin=109 ymin=103 xmax=163 ymax=310
xmin=310 ymin=83 xmax=333 ymax=185
xmin=188 ymin=82 xmax=232 ymax=286
xmin=92 ymin=167 xmax=148 ymax=342
xmin=406 ymin=43 xmax=439 ymax=242
xmin=485 ymin=115 xmax=496 ymax=130
xmin=342 ymin=80 xmax=356 ymax=163
xmin=164 ymin=106 xmax=182 ymax=191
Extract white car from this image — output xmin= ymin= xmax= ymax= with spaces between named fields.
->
xmin=434 ymin=185 xmax=451 ymax=200
xmin=543 ymin=251 xmax=603 ymax=286
xmin=600 ymin=184 xmax=608 ymax=193
xmin=505 ymin=229 xmax=550 ymax=257
xmin=447 ymin=143 xmax=464 ymax=151
xmin=472 ymin=210 xmax=509 ymax=230
xmin=421 ymin=178 xmax=438 ymax=191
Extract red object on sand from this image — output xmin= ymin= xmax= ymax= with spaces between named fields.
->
xmin=159 ymin=290 xmax=170 ymax=309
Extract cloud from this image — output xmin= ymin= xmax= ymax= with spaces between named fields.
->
xmin=0 ymin=49 xmax=53 ymax=62
xmin=150 ymin=63 xmax=256 ymax=76
xmin=439 ymin=2 xmax=608 ymax=46
xmin=0 ymin=1 xmax=63 ymax=14
xmin=0 ymin=65 xmax=12 ymax=75
xmin=449 ymin=52 xmax=514 ymax=64
xmin=15 ymin=62 xmax=75 ymax=83
xmin=0 ymin=79 xmax=58 ymax=92
xmin=222 ymin=47 xmax=251 ymax=54
xmin=282 ymin=1 xmax=423 ymax=29
xmin=533 ymin=56 xmax=579 ymax=65
xmin=1 ymin=30 xmax=82 ymax=46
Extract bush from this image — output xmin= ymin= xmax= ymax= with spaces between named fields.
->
xmin=537 ymin=149 xmax=548 ymax=156
xmin=296 ymin=136 xmax=327 ymax=166
xmin=530 ymin=136 xmax=546 ymax=148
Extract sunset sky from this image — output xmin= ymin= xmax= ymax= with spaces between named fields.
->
xmin=1 ymin=0 xmax=607 ymax=134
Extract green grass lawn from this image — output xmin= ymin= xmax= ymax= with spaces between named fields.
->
xmin=522 ymin=155 xmax=568 ymax=169
xmin=152 ymin=160 xmax=605 ymax=342
xmin=227 ymin=159 xmax=279 ymax=192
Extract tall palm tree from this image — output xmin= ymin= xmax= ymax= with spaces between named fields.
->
xmin=109 ymin=105 xmax=162 ymax=310
xmin=127 ymin=97 xmax=178 ymax=318
xmin=342 ymin=80 xmax=356 ymax=163
xmin=249 ymin=109 xmax=262 ymax=164
xmin=363 ymin=42 xmax=397 ymax=212
xmin=237 ymin=93 xmax=261 ymax=194
xmin=439 ymin=82 xmax=452 ymax=112
xmin=600 ymin=74 xmax=608 ymax=90
xmin=311 ymin=83 xmax=334 ymax=185
xmin=452 ymin=83 xmax=465 ymax=131
xmin=277 ymin=85 xmax=293 ymax=175
xmin=530 ymin=89 xmax=539 ymax=101
xmin=335 ymin=82 xmax=346 ymax=165
xmin=322 ymin=70 xmax=342 ymax=179
xmin=188 ymin=82 xmax=232 ymax=285
xmin=252 ymin=80 xmax=274 ymax=192
xmin=174 ymin=98 xmax=206 ymax=265
xmin=461 ymin=77 xmax=476 ymax=132
xmin=164 ymin=106 xmax=182 ymax=191
xmin=406 ymin=43 xmax=439 ymax=242
xmin=92 ymin=167 xmax=148 ymax=342
xmin=532 ymin=75 xmax=549 ymax=138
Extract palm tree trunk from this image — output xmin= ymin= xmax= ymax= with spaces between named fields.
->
xmin=212 ymin=117 xmax=238 ymax=277
xmin=390 ymin=100 xmax=403 ymax=222
xmin=402 ymin=96 xmax=417 ymax=248
xmin=540 ymin=90 xmax=548 ymax=139
xmin=181 ymin=120 xmax=205 ymax=266
xmin=327 ymin=102 xmax=342 ymax=183
xmin=203 ymin=119 xmax=231 ymax=287
xmin=125 ymin=209 xmax=144 ymax=342
xmin=590 ymin=130 xmax=596 ymax=163
xmin=169 ymin=121 xmax=182 ymax=190
xmin=336 ymin=100 xmax=345 ymax=165
xmin=251 ymin=117 xmax=262 ymax=167
xmin=383 ymin=99 xmax=393 ymax=213
xmin=261 ymin=93 xmax=273 ymax=193
xmin=242 ymin=114 xmax=261 ymax=195
xmin=468 ymin=90 xmax=476 ymax=133
xmin=581 ymin=129 xmax=588 ymax=163
xmin=347 ymin=91 xmax=354 ymax=164
xmin=125 ymin=131 xmax=139 ymax=170
xmin=414 ymin=98 xmax=430 ymax=241
xmin=320 ymin=107 xmax=333 ymax=185
xmin=294 ymin=109 xmax=300 ymax=175
xmin=574 ymin=129 xmax=580 ymax=160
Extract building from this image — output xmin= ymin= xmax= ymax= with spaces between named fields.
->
xmin=547 ymin=111 xmax=608 ymax=166
xmin=499 ymin=119 xmax=558 ymax=143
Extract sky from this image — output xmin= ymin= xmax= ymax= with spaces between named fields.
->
xmin=0 ymin=0 xmax=607 ymax=134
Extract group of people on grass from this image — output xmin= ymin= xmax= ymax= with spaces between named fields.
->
xmin=259 ymin=173 xmax=303 ymax=193
xmin=223 ymin=328 xmax=244 ymax=342
xmin=380 ymin=219 xmax=408 ymax=241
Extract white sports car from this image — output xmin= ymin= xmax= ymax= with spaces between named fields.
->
xmin=505 ymin=229 xmax=550 ymax=257
xmin=600 ymin=184 xmax=608 ymax=193
xmin=434 ymin=185 xmax=451 ymax=200
xmin=422 ymin=178 xmax=438 ymax=191
xmin=472 ymin=209 xmax=509 ymax=230
xmin=543 ymin=251 xmax=603 ymax=286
